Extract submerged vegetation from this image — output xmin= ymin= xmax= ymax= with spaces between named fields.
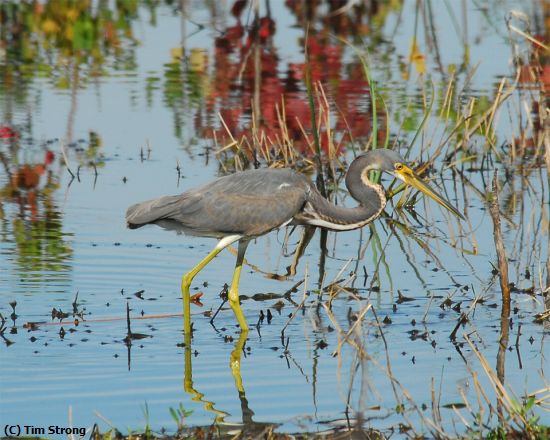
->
xmin=1 ymin=0 xmax=549 ymax=439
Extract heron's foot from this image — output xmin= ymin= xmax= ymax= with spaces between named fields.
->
xmin=228 ymin=288 xmax=249 ymax=331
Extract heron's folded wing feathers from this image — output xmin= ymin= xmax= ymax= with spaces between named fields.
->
xmin=126 ymin=168 xmax=310 ymax=236
xmin=126 ymin=194 xmax=201 ymax=228
xmin=178 ymin=169 xmax=309 ymax=236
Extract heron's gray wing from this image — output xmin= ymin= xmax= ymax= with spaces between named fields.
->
xmin=126 ymin=168 xmax=310 ymax=237
xmin=178 ymin=168 xmax=310 ymax=236
xmin=126 ymin=194 xmax=203 ymax=229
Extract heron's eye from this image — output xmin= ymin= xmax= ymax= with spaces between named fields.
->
xmin=394 ymin=163 xmax=404 ymax=171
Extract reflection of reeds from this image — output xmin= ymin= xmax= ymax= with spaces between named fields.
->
xmin=486 ymin=169 xmax=513 ymax=423
xmin=323 ymin=280 xmax=549 ymax=438
xmin=544 ymin=111 xmax=550 ymax=317
xmin=462 ymin=335 xmax=550 ymax=438
xmin=488 ymin=171 xmax=511 ymax=311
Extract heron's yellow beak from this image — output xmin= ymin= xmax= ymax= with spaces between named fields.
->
xmin=394 ymin=165 xmax=465 ymax=220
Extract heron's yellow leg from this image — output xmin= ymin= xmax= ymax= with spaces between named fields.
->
xmin=230 ymin=330 xmax=248 ymax=392
xmin=182 ymin=235 xmax=241 ymax=337
xmin=228 ymin=240 xmax=250 ymax=331
xmin=183 ymin=339 xmax=228 ymax=423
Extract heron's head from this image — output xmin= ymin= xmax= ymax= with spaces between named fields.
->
xmin=353 ymin=149 xmax=464 ymax=220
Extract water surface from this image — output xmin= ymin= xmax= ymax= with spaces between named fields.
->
xmin=1 ymin=1 xmax=548 ymax=437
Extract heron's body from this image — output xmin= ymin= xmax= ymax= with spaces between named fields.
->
xmin=127 ymin=169 xmax=310 ymax=236
xmin=126 ymin=149 xmax=463 ymax=333
xmin=126 ymin=167 xmax=387 ymax=236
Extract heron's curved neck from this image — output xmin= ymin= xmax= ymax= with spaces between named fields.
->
xmin=300 ymin=164 xmax=386 ymax=231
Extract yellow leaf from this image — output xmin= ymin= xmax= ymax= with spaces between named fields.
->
xmin=171 ymin=47 xmax=184 ymax=61
xmin=409 ymin=40 xmax=426 ymax=74
xmin=66 ymin=8 xmax=79 ymax=21
xmin=42 ymin=18 xmax=60 ymax=34
xmin=189 ymin=48 xmax=208 ymax=73
xmin=65 ymin=27 xmax=74 ymax=41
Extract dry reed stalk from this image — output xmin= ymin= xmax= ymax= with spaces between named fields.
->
xmin=544 ymin=111 xmax=550 ymax=301
xmin=324 ymin=258 xmax=359 ymax=305
xmin=60 ymin=139 xmax=75 ymax=178
xmin=529 ymin=386 xmax=550 ymax=408
xmin=440 ymin=74 xmax=455 ymax=120
xmin=456 ymin=170 xmax=515 ymax=229
xmin=487 ymin=77 xmax=507 ymax=133
xmin=316 ymin=83 xmax=334 ymax=155
xmin=507 ymin=10 xmax=550 ymax=52
xmin=445 ymin=73 xmax=519 ymax=162
xmin=329 ymin=303 xmax=371 ymax=359
xmin=463 ymin=335 xmax=543 ymax=436
xmin=488 ymin=171 xmax=511 ymax=313
xmin=322 ymin=302 xmax=368 ymax=362
xmin=430 ymin=377 xmax=442 ymax=431
xmin=280 ymin=264 xmax=309 ymax=338
xmin=370 ymin=306 xmax=447 ymax=438
xmin=274 ymin=99 xmax=295 ymax=161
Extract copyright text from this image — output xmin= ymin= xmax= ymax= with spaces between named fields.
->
xmin=4 ymin=425 xmax=87 ymax=437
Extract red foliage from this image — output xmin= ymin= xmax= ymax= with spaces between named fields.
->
xmin=0 ymin=126 xmax=18 ymax=139
xmin=200 ymin=8 xmax=378 ymax=160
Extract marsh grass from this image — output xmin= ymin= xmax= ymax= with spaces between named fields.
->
xmin=208 ymin=9 xmax=550 ymax=437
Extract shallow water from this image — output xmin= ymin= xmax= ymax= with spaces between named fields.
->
xmin=1 ymin=1 xmax=548 ymax=437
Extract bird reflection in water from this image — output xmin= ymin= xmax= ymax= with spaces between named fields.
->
xmin=183 ymin=330 xmax=277 ymax=436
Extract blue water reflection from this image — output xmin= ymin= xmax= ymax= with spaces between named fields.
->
xmin=1 ymin=1 xmax=548 ymax=437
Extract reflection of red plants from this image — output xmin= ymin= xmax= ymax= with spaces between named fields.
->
xmin=243 ymin=17 xmax=276 ymax=54
xmin=12 ymin=165 xmax=46 ymax=190
xmin=284 ymin=0 xmax=372 ymax=37
xmin=202 ymin=2 xmax=378 ymax=160
xmin=209 ymin=44 xmax=374 ymax=152
xmin=231 ymin=0 xmax=248 ymax=19
xmin=0 ymin=126 xmax=19 ymax=139
xmin=215 ymin=24 xmax=244 ymax=54
xmin=542 ymin=64 xmax=550 ymax=95
xmin=304 ymin=37 xmax=343 ymax=82
xmin=11 ymin=151 xmax=53 ymax=189
xmin=518 ymin=64 xmax=538 ymax=84
xmin=7 ymin=151 xmax=54 ymax=221
xmin=258 ymin=17 xmax=276 ymax=40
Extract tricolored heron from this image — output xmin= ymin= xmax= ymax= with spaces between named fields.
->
xmin=126 ymin=149 xmax=463 ymax=332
